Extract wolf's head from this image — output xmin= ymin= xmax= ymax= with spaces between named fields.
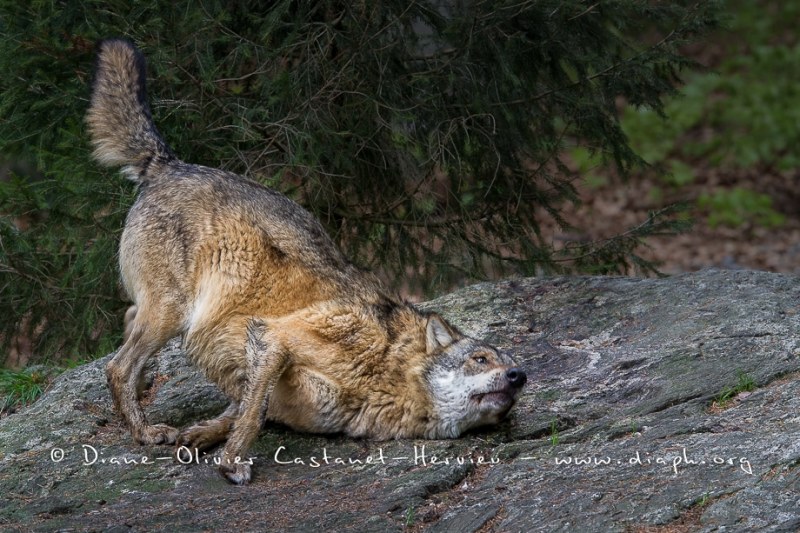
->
xmin=422 ymin=314 xmax=526 ymax=438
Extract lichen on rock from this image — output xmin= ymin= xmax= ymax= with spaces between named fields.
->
xmin=1 ymin=269 xmax=798 ymax=531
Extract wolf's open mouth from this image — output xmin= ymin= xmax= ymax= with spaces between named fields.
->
xmin=472 ymin=390 xmax=514 ymax=406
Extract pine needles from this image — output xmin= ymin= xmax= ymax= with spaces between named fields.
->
xmin=0 ymin=0 xmax=721 ymax=364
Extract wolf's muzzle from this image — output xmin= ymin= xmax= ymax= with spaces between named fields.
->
xmin=506 ymin=367 xmax=527 ymax=388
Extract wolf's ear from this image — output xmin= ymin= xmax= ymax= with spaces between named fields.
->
xmin=426 ymin=314 xmax=459 ymax=353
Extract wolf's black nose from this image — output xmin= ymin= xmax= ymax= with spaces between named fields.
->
xmin=506 ymin=367 xmax=527 ymax=388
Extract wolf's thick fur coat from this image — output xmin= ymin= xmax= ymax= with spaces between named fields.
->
xmin=87 ymin=39 xmax=526 ymax=484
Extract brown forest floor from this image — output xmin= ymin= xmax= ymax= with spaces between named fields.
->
xmin=541 ymin=165 xmax=800 ymax=276
xmin=540 ymin=23 xmax=800 ymax=278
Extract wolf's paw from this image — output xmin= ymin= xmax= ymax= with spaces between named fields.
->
xmin=219 ymin=462 xmax=251 ymax=485
xmin=177 ymin=421 xmax=229 ymax=453
xmin=135 ymin=423 xmax=179 ymax=445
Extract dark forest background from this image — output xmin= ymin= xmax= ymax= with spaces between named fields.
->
xmin=2 ymin=1 xmax=796 ymax=408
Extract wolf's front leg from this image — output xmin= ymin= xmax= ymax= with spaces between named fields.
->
xmin=220 ymin=319 xmax=289 ymax=485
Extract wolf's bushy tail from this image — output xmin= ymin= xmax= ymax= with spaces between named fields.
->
xmin=87 ymin=39 xmax=174 ymax=183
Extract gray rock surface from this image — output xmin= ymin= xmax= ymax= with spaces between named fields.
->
xmin=1 ymin=269 xmax=798 ymax=532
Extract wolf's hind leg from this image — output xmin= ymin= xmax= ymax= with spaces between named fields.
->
xmin=176 ymin=401 xmax=239 ymax=460
xmin=219 ymin=319 xmax=289 ymax=485
xmin=123 ymin=305 xmax=137 ymax=343
xmin=107 ymin=302 xmax=181 ymax=445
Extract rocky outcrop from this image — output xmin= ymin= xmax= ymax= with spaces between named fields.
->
xmin=1 ymin=269 xmax=798 ymax=532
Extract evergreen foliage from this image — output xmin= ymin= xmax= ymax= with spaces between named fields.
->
xmin=0 ymin=1 xmax=721 ymax=364
xmin=621 ymin=0 xmax=797 ymax=229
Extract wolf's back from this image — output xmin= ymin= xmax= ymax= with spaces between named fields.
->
xmin=87 ymin=39 xmax=174 ymax=182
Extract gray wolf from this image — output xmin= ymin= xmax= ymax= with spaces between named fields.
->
xmin=87 ymin=39 xmax=526 ymax=484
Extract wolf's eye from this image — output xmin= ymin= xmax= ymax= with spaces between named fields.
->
xmin=473 ymin=356 xmax=487 ymax=364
